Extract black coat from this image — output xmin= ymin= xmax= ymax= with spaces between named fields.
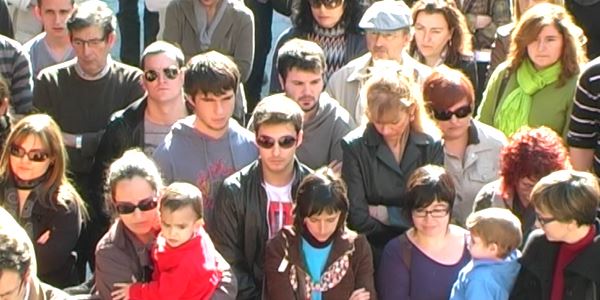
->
xmin=510 ymin=222 xmax=600 ymax=300
xmin=209 ymin=159 xmax=312 ymax=300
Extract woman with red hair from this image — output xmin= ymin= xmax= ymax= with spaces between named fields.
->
xmin=473 ymin=126 xmax=570 ymax=239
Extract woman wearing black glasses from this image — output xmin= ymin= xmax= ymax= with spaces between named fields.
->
xmin=423 ymin=67 xmax=506 ymax=226
xmin=341 ymin=67 xmax=443 ymax=263
xmin=269 ymin=0 xmax=368 ymax=93
xmin=0 ymin=114 xmax=86 ymax=288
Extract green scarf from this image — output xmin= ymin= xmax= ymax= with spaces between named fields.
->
xmin=493 ymin=59 xmax=562 ymax=136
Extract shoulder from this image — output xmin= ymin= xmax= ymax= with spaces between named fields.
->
xmin=95 ymin=222 xmax=121 ymax=254
xmin=496 ymin=23 xmax=515 ymax=38
xmin=221 ymin=162 xmax=258 ymax=192
xmin=37 ymin=60 xmax=74 ymax=81
xmin=0 ymin=35 xmax=23 ymax=52
xmin=22 ymin=33 xmax=44 ymax=52
xmin=228 ymin=0 xmax=253 ymax=18
xmin=57 ymin=184 xmax=82 ymax=212
xmin=342 ymin=125 xmax=367 ymax=146
xmin=111 ymin=61 xmax=143 ymax=78
xmin=229 ymin=120 xmax=256 ymax=143
xmin=321 ymin=94 xmax=354 ymax=124
xmin=473 ymin=121 xmax=508 ymax=147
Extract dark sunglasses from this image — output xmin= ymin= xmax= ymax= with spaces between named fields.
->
xmin=308 ymin=0 xmax=343 ymax=9
xmin=144 ymin=66 xmax=180 ymax=82
xmin=114 ymin=196 xmax=158 ymax=214
xmin=256 ymin=135 xmax=297 ymax=149
xmin=431 ymin=105 xmax=472 ymax=121
xmin=9 ymin=145 xmax=49 ymax=162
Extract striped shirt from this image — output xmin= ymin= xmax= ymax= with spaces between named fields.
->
xmin=567 ymin=57 xmax=600 ymax=176
xmin=0 ymin=35 xmax=32 ymax=114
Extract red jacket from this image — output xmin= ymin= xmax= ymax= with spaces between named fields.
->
xmin=129 ymin=227 xmax=222 ymax=300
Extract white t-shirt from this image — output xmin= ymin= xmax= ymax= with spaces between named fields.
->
xmin=263 ymin=179 xmax=294 ymax=238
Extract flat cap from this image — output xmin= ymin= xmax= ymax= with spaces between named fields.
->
xmin=359 ymin=0 xmax=412 ymax=32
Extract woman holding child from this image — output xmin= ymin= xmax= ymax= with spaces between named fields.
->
xmin=264 ymin=168 xmax=377 ymax=300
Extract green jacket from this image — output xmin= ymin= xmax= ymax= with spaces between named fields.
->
xmin=476 ymin=62 xmax=578 ymax=138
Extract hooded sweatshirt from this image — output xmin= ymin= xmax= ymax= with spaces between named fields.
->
xmin=296 ymin=93 xmax=356 ymax=169
xmin=450 ymin=250 xmax=521 ymax=300
xmin=153 ymin=116 xmax=258 ymax=213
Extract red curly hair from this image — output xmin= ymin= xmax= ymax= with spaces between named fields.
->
xmin=499 ymin=127 xmax=570 ymax=200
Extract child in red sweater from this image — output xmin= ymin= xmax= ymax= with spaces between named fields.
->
xmin=112 ymin=182 xmax=222 ymax=300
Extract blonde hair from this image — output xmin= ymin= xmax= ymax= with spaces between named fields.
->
xmin=467 ymin=208 xmax=522 ymax=258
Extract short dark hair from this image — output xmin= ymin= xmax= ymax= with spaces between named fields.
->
xmin=292 ymin=0 xmax=367 ymax=34
xmin=404 ymin=165 xmax=456 ymax=224
xmin=38 ymin=0 xmax=75 ymax=8
xmin=184 ymin=51 xmax=240 ymax=99
xmin=160 ymin=182 xmax=204 ymax=219
xmin=531 ymin=170 xmax=599 ymax=226
xmin=293 ymin=167 xmax=348 ymax=233
xmin=0 ymin=232 xmax=31 ymax=280
xmin=140 ymin=41 xmax=185 ymax=70
xmin=67 ymin=0 xmax=116 ymax=38
xmin=251 ymin=94 xmax=304 ymax=134
xmin=276 ymin=38 xmax=326 ymax=82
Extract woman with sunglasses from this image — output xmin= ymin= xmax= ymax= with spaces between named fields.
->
xmin=409 ymin=0 xmax=479 ymax=101
xmin=264 ymin=167 xmax=376 ymax=300
xmin=341 ymin=67 xmax=443 ymax=263
xmin=423 ymin=67 xmax=506 ymax=226
xmin=0 ymin=114 xmax=86 ymax=288
xmin=473 ymin=126 xmax=570 ymax=242
xmin=378 ymin=165 xmax=470 ymax=300
xmin=269 ymin=0 xmax=368 ymax=93
xmin=94 ymin=149 xmax=236 ymax=300
xmin=477 ymin=3 xmax=586 ymax=138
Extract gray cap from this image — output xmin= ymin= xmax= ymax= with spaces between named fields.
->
xmin=359 ymin=0 xmax=412 ymax=32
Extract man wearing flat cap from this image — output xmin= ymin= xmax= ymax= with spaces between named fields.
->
xmin=326 ymin=0 xmax=430 ymax=125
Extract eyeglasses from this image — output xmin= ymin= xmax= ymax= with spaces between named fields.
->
xmin=256 ymin=135 xmax=297 ymax=149
xmin=72 ymin=37 xmax=106 ymax=48
xmin=144 ymin=66 xmax=181 ymax=82
xmin=430 ymin=105 xmax=472 ymax=121
xmin=308 ymin=0 xmax=343 ymax=9
xmin=114 ymin=196 xmax=158 ymax=214
xmin=9 ymin=145 xmax=49 ymax=162
xmin=412 ymin=207 xmax=450 ymax=218
xmin=536 ymin=213 xmax=557 ymax=226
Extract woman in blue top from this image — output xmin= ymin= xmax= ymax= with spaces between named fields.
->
xmin=264 ymin=167 xmax=377 ymax=300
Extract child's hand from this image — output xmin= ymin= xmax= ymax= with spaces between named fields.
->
xmin=111 ymin=283 xmax=131 ymax=300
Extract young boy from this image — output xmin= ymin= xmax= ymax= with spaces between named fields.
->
xmin=112 ymin=182 xmax=222 ymax=300
xmin=450 ymin=207 xmax=522 ymax=300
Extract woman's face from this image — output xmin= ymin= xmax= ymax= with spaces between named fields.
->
xmin=412 ymin=200 xmax=451 ymax=237
xmin=516 ymin=177 xmax=537 ymax=205
xmin=304 ymin=210 xmax=341 ymax=242
xmin=310 ymin=0 xmax=345 ymax=29
xmin=414 ymin=12 xmax=453 ymax=62
xmin=527 ymin=25 xmax=563 ymax=70
xmin=535 ymin=208 xmax=570 ymax=242
xmin=9 ymin=134 xmax=52 ymax=181
xmin=371 ymin=106 xmax=413 ymax=145
xmin=113 ymin=176 xmax=159 ymax=239
xmin=433 ymin=99 xmax=472 ymax=141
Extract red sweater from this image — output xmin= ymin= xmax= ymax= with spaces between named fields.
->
xmin=129 ymin=227 xmax=222 ymax=300
xmin=550 ymin=226 xmax=596 ymax=300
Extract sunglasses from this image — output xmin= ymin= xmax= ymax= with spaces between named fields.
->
xmin=256 ymin=135 xmax=297 ymax=149
xmin=114 ymin=196 xmax=158 ymax=214
xmin=9 ymin=145 xmax=50 ymax=162
xmin=430 ymin=105 xmax=472 ymax=121
xmin=144 ymin=66 xmax=180 ymax=82
xmin=308 ymin=0 xmax=343 ymax=8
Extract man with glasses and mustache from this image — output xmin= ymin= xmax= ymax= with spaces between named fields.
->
xmin=273 ymin=38 xmax=355 ymax=172
xmin=32 ymin=0 xmax=144 ymax=282
xmin=153 ymin=51 xmax=257 ymax=225
xmin=326 ymin=0 xmax=430 ymax=125
xmin=210 ymin=94 xmax=312 ymax=300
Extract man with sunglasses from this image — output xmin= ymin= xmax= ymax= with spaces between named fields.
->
xmin=274 ymin=38 xmax=355 ymax=172
xmin=32 ymin=0 xmax=144 ymax=281
xmin=153 ymin=51 xmax=257 ymax=225
xmin=326 ymin=0 xmax=430 ymax=124
xmin=210 ymin=94 xmax=312 ymax=300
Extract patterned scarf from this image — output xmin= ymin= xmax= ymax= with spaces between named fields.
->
xmin=307 ymin=22 xmax=347 ymax=80
xmin=493 ymin=59 xmax=561 ymax=136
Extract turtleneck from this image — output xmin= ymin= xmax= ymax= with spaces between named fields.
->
xmin=301 ymin=223 xmax=335 ymax=249
xmin=13 ymin=173 xmax=47 ymax=190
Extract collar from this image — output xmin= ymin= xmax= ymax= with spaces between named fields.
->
xmin=74 ymin=56 xmax=113 ymax=80
xmin=466 ymin=120 xmax=480 ymax=145
xmin=283 ymin=227 xmax=356 ymax=269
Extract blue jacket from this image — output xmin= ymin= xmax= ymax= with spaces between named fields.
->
xmin=450 ymin=250 xmax=521 ymax=300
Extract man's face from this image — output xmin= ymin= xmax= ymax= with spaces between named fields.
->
xmin=256 ymin=122 xmax=302 ymax=177
xmin=142 ymin=53 xmax=184 ymax=104
xmin=71 ymin=25 xmax=114 ymax=76
xmin=192 ymin=90 xmax=235 ymax=137
xmin=280 ymin=68 xmax=323 ymax=115
xmin=36 ymin=0 xmax=74 ymax=40
xmin=0 ymin=270 xmax=26 ymax=300
xmin=365 ymin=30 xmax=411 ymax=61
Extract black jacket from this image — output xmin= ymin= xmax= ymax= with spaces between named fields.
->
xmin=341 ymin=124 xmax=444 ymax=250
xmin=510 ymin=222 xmax=600 ymax=300
xmin=209 ymin=159 xmax=312 ymax=300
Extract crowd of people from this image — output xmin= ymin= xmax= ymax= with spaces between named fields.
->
xmin=0 ymin=0 xmax=599 ymax=299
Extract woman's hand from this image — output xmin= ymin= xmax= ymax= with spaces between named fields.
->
xmin=111 ymin=283 xmax=131 ymax=300
xmin=349 ymin=288 xmax=370 ymax=300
